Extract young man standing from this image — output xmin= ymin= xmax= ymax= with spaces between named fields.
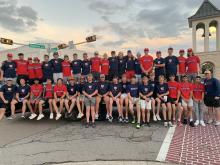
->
xmin=82 ymin=74 xmax=98 ymax=128
xmin=108 ymin=51 xmax=119 ymax=81
xmin=118 ymin=52 xmax=126 ymax=79
xmin=125 ymin=50 xmax=135 ymax=80
xmin=177 ymin=49 xmax=186 ymax=82
xmin=33 ymin=57 xmax=43 ymax=82
xmin=140 ymin=48 xmax=153 ymax=76
xmin=179 ymin=75 xmax=194 ymax=127
xmin=154 ymin=51 xmax=165 ymax=82
xmin=165 ymin=47 xmax=179 ymax=80
xmin=91 ymin=51 xmax=101 ymax=82
xmin=42 ymin=55 xmax=53 ymax=83
xmin=71 ymin=53 xmax=82 ymax=82
xmin=1 ymin=53 xmax=16 ymax=84
xmin=127 ymin=76 xmax=140 ymax=128
xmin=27 ymin=57 xmax=36 ymax=85
xmin=15 ymin=53 xmax=28 ymax=85
xmin=81 ymin=53 xmax=91 ymax=79
xmin=134 ymin=52 xmax=142 ymax=83
xmin=100 ymin=53 xmax=109 ymax=81
xmin=204 ymin=70 xmax=220 ymax=126
xmin=62 ymin=55 xmax=72 ymax=83
xmin=193 ymin=76 xmax=205 ymax=126
xmin=50 ymin=52 xmax=63 ymax=83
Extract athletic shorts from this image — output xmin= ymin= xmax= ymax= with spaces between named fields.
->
xmin=84 ymin=97 xmax=96 ymax=107
xmin=77 ymin=95 xmax=85 ymax=101
xmin=121 ymin=93 xmax=128 ymax=99
xmin=204 ymin=95 xmax=220 ymax=108
xmin=139 ymin=99 xmax=151 ymax=110
xmin=0 ymin=102 xmax=6 ymax=109
xmin=167 ymin=97 xmax=177 ymax=104
xmin=182 ymin=98 xmax=193 ymax=107
xmin=158 ymin=96 xmax=168 ymax=104
xmin=130 ymin=97 xmax=139 ymax=104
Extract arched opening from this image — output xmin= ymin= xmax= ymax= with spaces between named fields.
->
xmin=196 ymin=22 xmax=205 ymax=52
xmin=201 ymin=61 xmax=215 ymax=75
xmin=209 ymin=20 xmax=218 ymax=51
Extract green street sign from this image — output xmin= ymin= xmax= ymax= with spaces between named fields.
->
xmin=51 ymin=47 xmax=58 ymax=52
xmin=29 ymin=44 xmax=46 ymax=49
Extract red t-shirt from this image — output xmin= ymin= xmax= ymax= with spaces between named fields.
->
xmin=179 ymin=82 xmax=193 ymax=100
xmin=54 ymin=84 xmax=67 ymax=97
xmin=15 ymin=59 xmax=28 ymax=75
xmin=186 ymin=55 xmax=200 ymax=74
xmin=140 ymin=55 xmax=153 ymax=72
xmin=62 ymin=61 xmax=71 ymax=77
xmin=34 ymin=63 xmax=43 ymax=79
xmin=31 ymin=84 xmax=43 ymax=97
xmin=193 ymin=83 xmax=205 ymax=100
xmin=168 ymin=81 xmax=179 ymax=99
xmin=28 ymin=63 xmax=36 ymax=79
xmin=101 ymin=59 xmax=109 ymax=75
xmin=91 ymin=57 xmax=101 ymax=72
xmin=44 ymin=84 xmax=53 ymax=99
xmin=178 ymin=56 xmax=186 ymax=75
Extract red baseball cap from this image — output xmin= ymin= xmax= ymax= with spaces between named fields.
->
xmin=179 ymin=49 xmax=185 ymax=53
xmin=28 ymin=57 xmax=32 ymax=60
xmin=187 ymin=48 xmax=193 ymax=52
xmin=144 ymin=48 xmax=149 ymax=51
xmin=7 ymin=53 xmax=13 ymax=57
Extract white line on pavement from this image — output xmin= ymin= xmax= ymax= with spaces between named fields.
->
xmin=156 ymin=125 xmax=176 ymax=162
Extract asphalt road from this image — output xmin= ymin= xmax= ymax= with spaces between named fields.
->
xmin=0 ymin=115 xmax=168 ymax=165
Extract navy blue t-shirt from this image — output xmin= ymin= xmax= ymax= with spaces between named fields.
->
xmin=0 ymin=84 xmax=17 ymax=101
xmin=154 ymin=58 xmax=165 ymax=76
xmin=126 ymin=58 xmax=135 ymax=71
xmin=81 ymin=60 xmax=91 ymax=75
xmin=108 ymin=57 xmax=119 ymax=73
xmin=77 ymin=83 xmax=84 ymax=94
xmin=139 ymin=84 xmax=153 ymax=97
xmin=97 ymin=82 xmax=109 ymax=95
xmin=50 ymin=58 xmax=63 ymax=73
xmin=67 ymin=84 xmax=78 ymax=96
xmin=71 ymin=59 xmax=82 ymax=74
xmin=109 ymin=83 xmax=122 ymax=97
xmin=204 ymin=78 xmax=220 ymax=97
xmin=134 ymin=59 xmax=142 ymax=75
xmin=1 ymin=61 xmax=16 ymax=78
xmin=127 ymin=83 xmax=139 ymax=98
xmin=82 ymin=82 xmax=97 ymax=95
xmin=155 ymin=83 xmax=169 ymax=95
xmin=121 ymin=82 xmax=129 ymax=94
xmin=118 ymin=58 xmax=126 ymax=75
xmin=165 ymin=56 xmax=179 ymax=75
xmin=17 ymin=85 xmax=30 ymax=98
xmin=42 ymin=61 xmax=53 ymax=78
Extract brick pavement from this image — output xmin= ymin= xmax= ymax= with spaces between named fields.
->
xmin=166 ymin=125 xmax=220 ymax=165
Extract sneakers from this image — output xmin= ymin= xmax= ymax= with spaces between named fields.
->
xmin=183 ymin=119 xmax=188 ymax=125
xmin=95 ymin=114 xmax=99 ymax=120
xmin=55 ymin=113 xmax=62 ymax=120
xmin=85 ymin=122 xmax=89 ymax=128
xmin=156 ymin=114 xmax=161 ymax=121
xmin=124 ymin=118 xmax=129 ymax=123
xmin=208 ymin=119 xmax=213 ymax=124
xmin=194 ymin=120 xmax=199 ymax=126
xmin=168 ymin=121 xmax=173 ymax=127
xmin=21 ymin=115 xmax=25 ymax=119
xmin=164 ymin=122 xmax=168 ymax=127
xmin=108 ymin=116 xmax=113 ymax=122
xmin=131 ymin=118 xmax=136 ymax=124
xmin=106 ymin=114 xmax=109 ymax=120
xmin=29 ymin=113 xmax=37 ymax=120
xmin=189 ymin=121 xmax=195 ymax=127
xmin=37 ymin=114 xmax=44 ymax=121
xmin=77 ymin=113 xmax=84 ymax=119
xmin=136 ymin=123 xmax=141 ymax=129
xmin=215 ymin=121 xmax=220 ymax=126
xmin=200 ymin=120 xmax=206 ymax=127
xmin=146 ymin=122 xmax=151 ymax=127
xmin=153 ymin=115 xmax=157 ymax=121
xmin=118 ymin=116 xmax=123 ymax=123
xmin=7 ymin=115 xmax=15 ymax=120
xmin=92 ymin=123 xmax=96 ymax=128
xmin=50 ymin=113 xmax=54 ymax=119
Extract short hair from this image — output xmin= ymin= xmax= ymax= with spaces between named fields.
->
xmin=18 ymin=53 xmax=24 ymax=56
xmin=196 ymin=76 xmax=201 ymax=79
xmin=44 ymin=54 xmax=49 ymax=58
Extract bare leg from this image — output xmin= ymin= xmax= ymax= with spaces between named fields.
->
xmin=91 ymin=106 xmax=95 ymax=123
xmin=86 ymin=106 xmax=90 ymax=123
xmin=10 ymin=99 xmax=17 ymax=116
xmin=52 ymin=100 xmax=59 ymax=114
xmin=141 ymin=109 xmax=145 ymax=123
xmin=0 ymin=109 xmax=6 ymax=120
xmin=69 ymin=98 xmax=76 ymax=113
xmin=59 ymin=99 xmax=64 ymax=113
xmin=162 ymin=104 xmax=167 ymax=121
xmin=147 ymin=109 xmax=150 ymax=123
xmin=95 ymin=96 xmax=101 ymax=116
xmin=64 ymin=99 xmax=70 ymax=113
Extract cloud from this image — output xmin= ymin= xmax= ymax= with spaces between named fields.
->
xmin=102 ymin=40 xmax=126 ymax=47
xmin=0 ymin=0 xmax=39 ymax=32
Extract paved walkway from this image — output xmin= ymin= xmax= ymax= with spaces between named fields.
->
xmin=166 ymin=125 xmax=220 ymax=165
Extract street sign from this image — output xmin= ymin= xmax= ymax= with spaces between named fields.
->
xmin=51 ymin=47 xmax=58 ymax=52
xmin=29 ymin=44 xmax=46 ymax=49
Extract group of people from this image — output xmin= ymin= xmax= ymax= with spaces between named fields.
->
xmin=0 ymin=47 xmax=219 ymax=129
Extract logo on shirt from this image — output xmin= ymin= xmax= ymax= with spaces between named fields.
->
xmin=45 ymin=64 xmax=48 ymax=67
xmin=55 ymin=60 xmax=58 ymax=63
xmin=144 ymin=88 xmax=148 ymax=92
xmin=160 ymin=87 xmax=164 ymax=90
xmin=8 ymin=88 xmax=12 ymax=91
xmin=101 ymin=85 xmax=104 ymax=88
xmin=21 ymin=89 xmax=25 ymax=93
xmin=123 ymin=85 xmax=126 ymax=88
xmin=74 ymin=62 xmax=77 ymax=65
xmin=114 ymin=87 xmax=117 ymax=90
xmin=89 ymin=85 xmax=92 ymax=89
xmin=9 ymin=65 xmax=13 ymax=68
xmin=158 ymin=61 xmax=161 ymax=64
xmin=169 ymin=59 xmax=172 ymax=63
xmin=71 ymin=88 xmax=74 ymax=91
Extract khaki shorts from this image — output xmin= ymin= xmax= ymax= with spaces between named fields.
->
xmin=140 ymin=99 xmax=152 ymax=110
xmin=129 ymin=97 xmax=139 ymax=104
xmin=182 ymin=98 xmax=193 ymax=107
xmin=84 ymin=97 xmax=96 ymax=107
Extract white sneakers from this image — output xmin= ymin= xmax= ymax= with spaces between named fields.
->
xmin=55 ymin=113 xmax=62 ymax=120
xmin=168 ymin=121 xmax=173 ymax=127
xmin=194 ymin=120 xmax=206 ymax=126
xmin=77 ymin=113 xmax=84 ymax=119
xmin=215 ymin=121 xmax=220 ymax=126
xmin=194 ymin=120 xmax=200 ymax=126
xmin=208 ymin=119 xmax=213 ymax=124
xmin=95 ymin=114 xmax=99 ymax=120
xmin=153 ymin=115 xmax=157 ymax=121
xmin=50 ymin=113 xmax=54 ymax=119
xmin=29 ymin=113 xmax=37 ymax=120
xmin=156 ymin=114 xmax=161 ymax=121
xmin=164 ymin=122 xmax=168 ymax=127
xmin=37 ymin=114 xmax=44 ymax=121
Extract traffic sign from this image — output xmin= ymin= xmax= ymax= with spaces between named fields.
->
xmin=29 ymin=44 xmax=46 ymax=49
xmin=51 ymin=47 xmax=58 ymax=52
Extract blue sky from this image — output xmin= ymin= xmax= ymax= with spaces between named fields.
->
xmin=1 ymin=0 xmax=220 ymax=55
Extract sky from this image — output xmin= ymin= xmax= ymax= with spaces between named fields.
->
xmin=0 ymin=0 xmax=220 ymax=56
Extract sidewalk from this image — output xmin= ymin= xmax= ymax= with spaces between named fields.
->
xmin=57 ymin=161 xmax=176 ymax=165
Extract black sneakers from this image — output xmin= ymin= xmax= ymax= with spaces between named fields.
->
xmin=189 ymin=121 xmax=195 ymax=127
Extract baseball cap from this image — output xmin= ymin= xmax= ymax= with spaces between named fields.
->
xmin=179 ymin=49 xmax=185 ymax=53
xmin=7 ymin=53 xmax=13 ymax=57
xmin=144 ymin=48 xmax=149 ymax=51
xmin=187 ymin=48 xmax=193 ymax=52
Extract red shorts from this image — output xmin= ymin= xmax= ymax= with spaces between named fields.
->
xmin=126 ymin=70 xmax=135 ymax=79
